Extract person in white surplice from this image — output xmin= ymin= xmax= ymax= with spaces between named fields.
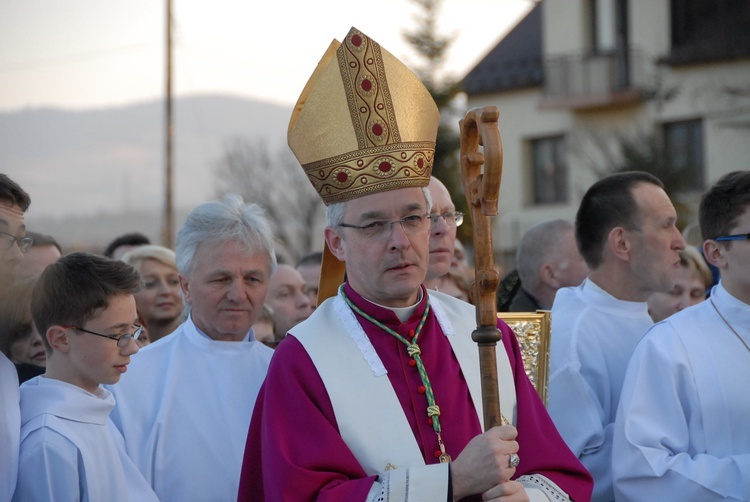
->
xmin=548 ymin=171 xmax=686 ymax=502
xmin=13 ymin=253 xmax=157 ymax=502
xmin=613 ymin=170 xmax=750 ymax=501
xmin=109 ymin=195 xmax=276 ymax=502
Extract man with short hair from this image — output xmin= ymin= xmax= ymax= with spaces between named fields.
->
xmin=511 ymin=219 xmax=588 ymax=311
xmin=16 ymin=231 xmax=62 ymax=281
xmin=102 ymin=232 xmax=150 ymax=260
xmin=265 ymin=263 xmax=313 ymax=347
xmin=296 ymin=251 xmax=322 ymax=308
xmin=239 ymin=27 xmax=592 ymax=502
xmin=613 ymin=171 xmax=750 ymax=501
xmin=548 ymin=171 xmax=686 ymax=501
xmin=110 ymin=195 xmax=275 ymax=502
xmin=0 ymin=173 xmax=31 ymax=501
xmin=0 ymin=174 xmax=32 ymax=290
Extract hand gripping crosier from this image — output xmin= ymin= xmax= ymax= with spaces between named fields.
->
xmin=459 ymin=106 xmax=504 ymax=431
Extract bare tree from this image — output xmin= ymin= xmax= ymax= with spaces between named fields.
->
xmin=214 ymin=137 xmax=326 ymax=263
xmin=570 ymin=126 xmax=698 ymax=228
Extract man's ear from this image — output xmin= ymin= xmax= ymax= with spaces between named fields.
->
xmin=324 ymin=227 xmax=346 ymax=262
xmin=179 ymin=275 xmax=192 ymax=305
xmin=539 ymin=263 xmax=560 ymax=289
xmin=47 ymin=326 xmax=71 ymax=353
xmin=609 ymin=227 xmax=631 ymax=262
xmin=703 ymin=239 xmax=727 ymax=270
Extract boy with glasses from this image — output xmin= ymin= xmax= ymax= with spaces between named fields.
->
xmin=13 ymin=252 xmax=157 ymax=501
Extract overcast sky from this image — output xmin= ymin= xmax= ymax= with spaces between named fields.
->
xmin=0 ymin=0 xmax=534 ymax=111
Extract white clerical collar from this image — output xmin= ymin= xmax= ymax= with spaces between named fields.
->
xmin=191 ymin=316 xmax=252 ymax=342
xmin=364 ymin=288 xmax=424 ymax=323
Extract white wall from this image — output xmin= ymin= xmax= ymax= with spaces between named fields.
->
xmin=466 ymin=0 xmax=750 ymax=254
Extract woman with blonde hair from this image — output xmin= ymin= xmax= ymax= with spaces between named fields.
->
xmin=647 ymin=246 xmax=712 ymax=322
xmin=122 ymin=245 xmax=184 ymax=342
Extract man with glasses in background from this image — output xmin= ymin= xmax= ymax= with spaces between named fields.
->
xmin=613 ymin=171 xmax=750 ymax=501
xmin=0 ymin=174 xmax=33 ymax=291
xmin=238 ymin=27 xmax=592 ymax=501
xmin=13 ymin=252 xmax=157 ymax=501
xmin=0 ymin=173 xmax=32 ymax=502
xmin=423 ymin=176 xmax=468 ymax=297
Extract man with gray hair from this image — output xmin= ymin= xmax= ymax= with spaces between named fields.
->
xmin=511 ymin=219 xmax=588 ymax=311
xmin=110 ymin=194 xmax=275 ymax=502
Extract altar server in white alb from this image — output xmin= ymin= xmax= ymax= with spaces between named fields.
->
xmin=613 ymin=170 xmax=750 ymax=501
xmin=547 ymin=171 xmax=685 ymax=502
xmin=13 ymin=253 xmax=157 ymax=502
xmin=109 ymin=195 xmax=275 ymax=501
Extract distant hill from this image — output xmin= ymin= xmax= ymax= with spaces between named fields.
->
xmin=1 ymin=94 xmax=292 ymax=249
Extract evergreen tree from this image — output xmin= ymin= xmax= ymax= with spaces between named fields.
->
xmin=402 ymin=0 xmax=471 ymax=243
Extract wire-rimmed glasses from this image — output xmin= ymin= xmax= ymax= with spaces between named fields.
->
xmin=338 ymin=213 xmax=431 ymax=240
xmin=0 ymin=231 xmax=34 ymax=253
xmin=64 ymin=324 xmax=144 ymax=348
xmin=429 ymin=211 xmax=464 ymax=228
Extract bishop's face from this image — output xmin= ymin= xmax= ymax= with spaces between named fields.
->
xmin=326 ymin=187 xmax=431 ymax=308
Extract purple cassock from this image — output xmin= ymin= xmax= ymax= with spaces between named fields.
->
xmin=238 ymin=283 xmax=592 ymax=501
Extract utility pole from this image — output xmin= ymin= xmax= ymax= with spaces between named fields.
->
xmin=162 ymin=0 xmax=175 ymax=247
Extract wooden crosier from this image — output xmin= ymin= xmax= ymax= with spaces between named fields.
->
xmin=459 ymin=106 xmax=504 ymax=431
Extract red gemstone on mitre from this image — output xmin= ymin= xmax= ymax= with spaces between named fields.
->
xmin=361 ymin=79 xmax=372 ymax=92
xmin=417 ymin=158 xmax=424 ymax=168
xmin=351 ymin=34 xmax=362 ymax=46
xmin=336 ymin=172 xmax=348 ymax=183
xmin=372 ymin=123 xmax=383 ymax=136
xmin=378 ymin=161 xmax=391 ymax=172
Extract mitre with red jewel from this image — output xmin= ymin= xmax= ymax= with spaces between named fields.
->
xmin=288 ymin=27 xmax=440 ymax=205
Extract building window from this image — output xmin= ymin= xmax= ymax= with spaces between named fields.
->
xmin=667 ymin=0 xmax=750 ymax=65
xmin=663 ymin=119 xmax=704 ymax=190
xmin=531 ymin=136 xmax=568 ymax=205
xmin=592 ymin=0 xmax=617 ymax=54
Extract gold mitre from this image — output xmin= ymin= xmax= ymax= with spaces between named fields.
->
xmin=288 ymin=27 xmax=440 ymax=205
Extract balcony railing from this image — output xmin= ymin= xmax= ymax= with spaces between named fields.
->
xmin=541 ymin=50 xmax=645 ymax=110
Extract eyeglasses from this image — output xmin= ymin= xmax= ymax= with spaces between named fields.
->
xmin=64 ymin=324 xmax=143 ymax=348
xmin=338 ymin=213 xmax=431 ymax=240
xmin=0 ymin=231 xmax=34 ymax=253
xmin=715 ymin=233 xmax=750 ymax=242
xmin=429 ymin=211 xmax=464 ymax=228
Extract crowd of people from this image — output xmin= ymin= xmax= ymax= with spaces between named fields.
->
xmin=1 ymin=25 xmax=748 ymax=502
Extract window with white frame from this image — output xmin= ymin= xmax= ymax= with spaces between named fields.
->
xmin=531 ymin=136 xmax=568 ymax=205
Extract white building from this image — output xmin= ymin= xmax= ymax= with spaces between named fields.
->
xmin=462 ymin=0 xmax=750 ymax=260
